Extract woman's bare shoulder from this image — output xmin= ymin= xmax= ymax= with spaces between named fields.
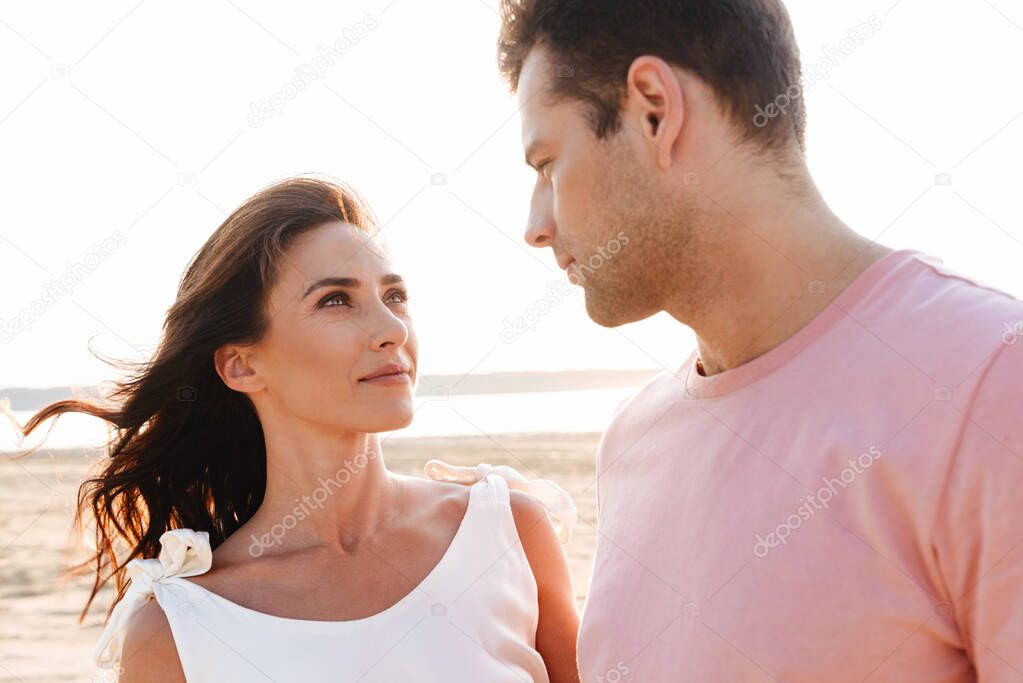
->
xmin=118 ymin=597 xmax=186 ymax=682
xmin=402 ymin=474 xmax=473 ymax=523
xmin=507 ymin=489 xmax=581 ymax=682
xmin=507 ymin=490 xmax=561 ymax=562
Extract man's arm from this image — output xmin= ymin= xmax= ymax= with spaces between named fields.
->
xmin=934 ymin=340 xmax=1023 ymax=681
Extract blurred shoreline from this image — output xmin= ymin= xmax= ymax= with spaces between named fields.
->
xmin=1 ymin=369 xmax=661 ymax=411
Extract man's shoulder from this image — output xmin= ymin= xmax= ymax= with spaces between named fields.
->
xmin=858 ymin=251 xmax=1023 ymax=378
xmin=608 ymin=368 xmax=682 ymax=420
xmin=878 ymin=251 xmax=1023 ymax=327
xmin=597 ymin=368 xmax=685 ymax=458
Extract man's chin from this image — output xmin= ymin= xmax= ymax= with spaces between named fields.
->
xmin=584 ymin=294 xmax=656 ymax=328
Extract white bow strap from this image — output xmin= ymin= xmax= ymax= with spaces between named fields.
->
xmin=93 ymin=528 xmax=212 ymax=669
xmin=424 ymin=459 xmax=577 ymax=545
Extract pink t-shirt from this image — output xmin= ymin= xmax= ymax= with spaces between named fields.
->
xmin=578 ymin=249 xmax=1023 ymax=682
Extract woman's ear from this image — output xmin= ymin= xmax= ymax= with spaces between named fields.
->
xmin=214 ymin=344 xmax=264 ymax=394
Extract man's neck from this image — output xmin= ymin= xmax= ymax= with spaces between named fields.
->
xmin=679 ymin=219 xmax=891 ymax=378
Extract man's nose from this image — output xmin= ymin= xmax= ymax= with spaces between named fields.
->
xmin=524 ymin=185 xmax=554 ymax=248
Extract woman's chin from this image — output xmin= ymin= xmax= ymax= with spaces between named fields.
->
xmin=362 ymin=407 xmax=415 ymax=434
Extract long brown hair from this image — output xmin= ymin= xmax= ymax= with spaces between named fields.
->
xmin=12 ymin=175 xmax=379 ymax=624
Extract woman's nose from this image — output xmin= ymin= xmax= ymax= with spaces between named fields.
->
xmin=371 ymin=306 xmax=409 ymax=350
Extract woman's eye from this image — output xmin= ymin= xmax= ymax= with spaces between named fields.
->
xmin=320 ymin=292 xmax=350 ymax=308
xmin=319 ymin=290 xmax=409 ymax=309
xmin=537 ymin=160 xmax=553 ymax=180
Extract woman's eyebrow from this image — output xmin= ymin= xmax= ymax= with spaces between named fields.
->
xmin=302 ymin=274 xmax=404 ymax=300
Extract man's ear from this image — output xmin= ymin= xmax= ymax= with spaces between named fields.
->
xmin=626 ymin=56 xmax=685 ymax=169
xmin=214 ymin=344 xmax=265 ymax=394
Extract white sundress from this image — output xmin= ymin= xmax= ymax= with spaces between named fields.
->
xmin=92 ymin=461 xmax=577 ymax=682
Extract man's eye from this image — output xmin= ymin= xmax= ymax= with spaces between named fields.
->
xmin=386 ymin=289 xmax=410 ymax=305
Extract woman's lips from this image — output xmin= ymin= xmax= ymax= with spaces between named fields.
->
xmin=359 ymin=371 xmax=411 ymax=386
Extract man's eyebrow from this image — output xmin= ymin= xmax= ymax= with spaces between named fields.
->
xmin=302 ymin=273 xmax=404 ymax=299
xmin=523 ymin=139 xmax=544 ymax=169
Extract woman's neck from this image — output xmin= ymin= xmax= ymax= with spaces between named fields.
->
xmin=244 ymin=429 xmax=402 ymax=555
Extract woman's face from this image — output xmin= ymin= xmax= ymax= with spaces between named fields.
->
xmin=251 ymin=221 xmax=418 ymax=435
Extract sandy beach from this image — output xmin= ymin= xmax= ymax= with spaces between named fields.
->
xmin=0 ymin=432 xmax=601 ymax=682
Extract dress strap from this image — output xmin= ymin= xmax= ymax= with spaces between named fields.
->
xmin=424 ymin=459 xmax=577 ymax=544
xmin=93 ymin=528 xmax=212 ymax=670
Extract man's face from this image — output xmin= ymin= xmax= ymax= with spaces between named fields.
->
xmin=517 ymin=48 xmax=695 ymax=327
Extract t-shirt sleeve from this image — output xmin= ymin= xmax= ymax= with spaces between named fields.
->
xmin=933 ymin=340 xmax=1023 ymax=681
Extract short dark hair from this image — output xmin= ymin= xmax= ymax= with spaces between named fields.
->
xmin=498 ymin=0 xmax=806 ymax=153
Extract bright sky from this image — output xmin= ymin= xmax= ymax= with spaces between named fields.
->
xmin=1 ymin=0 xmax=1022 ymax=389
